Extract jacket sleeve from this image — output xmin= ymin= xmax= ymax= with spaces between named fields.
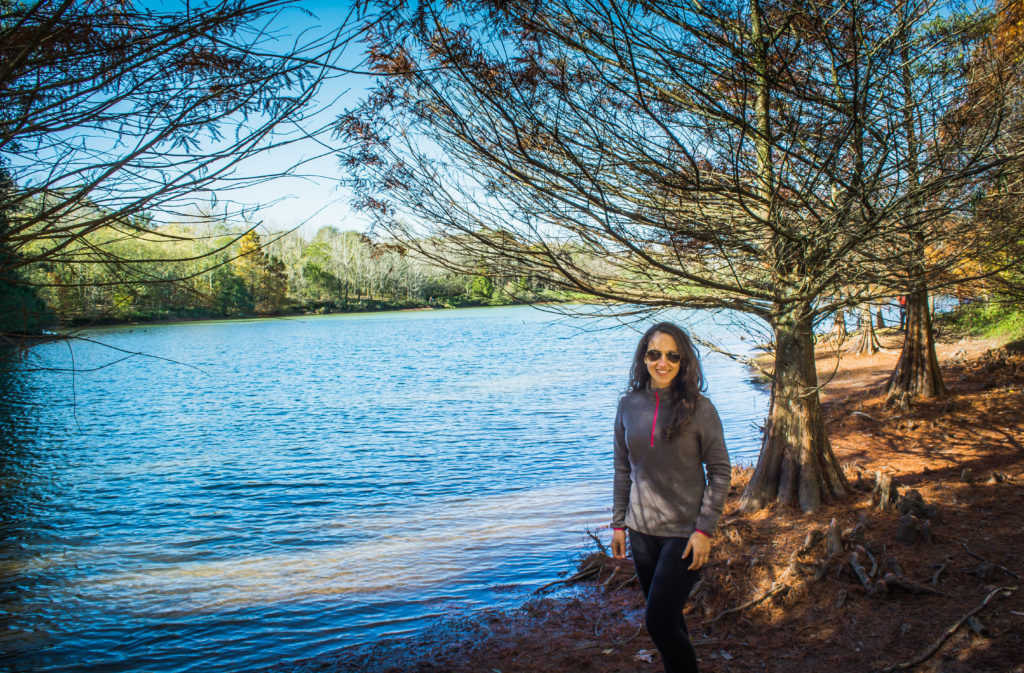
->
xmin=694 ymin=398 xmax=732 ymax=535
xmin=611 ymin=398 xmax=631 ymax=530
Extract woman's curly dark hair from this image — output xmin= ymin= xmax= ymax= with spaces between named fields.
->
xmin=628 ymin=322 xmax=706 ymax=439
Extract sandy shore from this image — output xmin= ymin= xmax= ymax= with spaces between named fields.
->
xmin=270 ymin=329 xmax=1024 ymax=673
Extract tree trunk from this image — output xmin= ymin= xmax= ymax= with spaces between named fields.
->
xmin=740 ymin=306 xmax=850 ymax=513
xmin=887 ymin=288 xmax=946 ymax=401
xmin=876 ymin=306 xmax=885 ymax=329
xmin=826 ymin=308 xmax=848 ymax=343
xmin=849 ymin=304 xmax=881 ymax=355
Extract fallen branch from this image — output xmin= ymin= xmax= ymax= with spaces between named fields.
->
xmin=708 ymin=582 xmax=788 ymax=624
xmin=852 ymin=411 xmax=906 ymax=423
xmin=962 ymin=541 xmax=1021 ymax=580
xmin=600 ymin=564 xmax=621 ymax=589
xmin=587 ymin=529 xmax=609 ymax=557
xmin=534 ymin=566 xmax=600 ymax=594
xmin=612 ymin=573 xmax=638 ymax=592
xmin=872 ymin=586 xmax=1016 ymax=673
xmin=878 ymin=573 xmax=948 ymax=597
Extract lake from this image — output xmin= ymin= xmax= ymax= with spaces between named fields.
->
xmin=0 ymin=305 xmax=769 ymax=672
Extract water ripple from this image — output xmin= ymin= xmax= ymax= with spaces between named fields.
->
xmin=0 ymin=306 xmax=768 ymax=672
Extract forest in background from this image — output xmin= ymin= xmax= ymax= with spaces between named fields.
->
xmin=1 ymin=214 xmax=564 ymax=329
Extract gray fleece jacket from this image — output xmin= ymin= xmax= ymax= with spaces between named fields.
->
xmin=612 ymin=389 xmax=731 ymax=537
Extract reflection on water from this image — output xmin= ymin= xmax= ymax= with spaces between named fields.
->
xmin=0 ymin=306 xmax=768 ymax=672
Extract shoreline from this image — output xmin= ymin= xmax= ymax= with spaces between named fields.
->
xmin=270 ymin=330 xmax=1024 ymax=673
xmin=3 ymin=298 xmax=576 ymax=339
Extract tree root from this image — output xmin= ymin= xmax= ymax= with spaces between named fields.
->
xmin=849 ymin=549 xmax=947 ymax=597
xmin=962 ymin=541 xmax=1021 ymax=580
xmin=872 ymin=472 xmax=899 ymax=510
xmin=872 ymin=585 xmax=1017 ymax=673
xmin=708 ymin=582 xmax=788 ymax=624
xmin=876 ymin=573 xmax=948 ymax=597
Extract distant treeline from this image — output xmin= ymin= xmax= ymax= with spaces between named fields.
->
xmin=3 ymin=223 xmax=566 ymax=329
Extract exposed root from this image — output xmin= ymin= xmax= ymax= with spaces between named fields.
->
xmin=708 ymin=582 xmax=789 ymax=624
xmin=962 ymin=541 xmax=1021 ymax=580
xmin=872 ymin=472 xmax=899 ymax=510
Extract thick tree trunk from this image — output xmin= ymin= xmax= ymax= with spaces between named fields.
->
xmin=887 ymin=288 xmax=946 ymax=401
xmin=849 ymin=305 xmax=881 ymax=355
xmin=740 ymin=307 xmax=850 ymax=513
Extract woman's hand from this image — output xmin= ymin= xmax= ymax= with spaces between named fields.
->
xmin=683 ymin=531 xmax=711 ymax=569
xmin=611 ymin=528 xmax=627 ymax=559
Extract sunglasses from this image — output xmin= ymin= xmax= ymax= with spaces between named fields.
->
xmin=645 ymin=349 xmax=681 ymax=364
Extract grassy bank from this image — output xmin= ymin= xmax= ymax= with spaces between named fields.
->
xmin=937 ymin=300 xmax=1024 ymax=341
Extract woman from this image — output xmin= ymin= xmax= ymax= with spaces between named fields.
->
xmin=611 ymin=322 xmax=731 ymax=673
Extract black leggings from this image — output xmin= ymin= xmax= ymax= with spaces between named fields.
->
xmin=629 ymin=529 xmax=702 ymax=673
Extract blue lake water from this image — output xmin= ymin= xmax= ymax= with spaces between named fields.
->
xmin=0 ymin=305 xmax=769 ymax=672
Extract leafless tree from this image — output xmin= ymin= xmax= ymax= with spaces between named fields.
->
xmin=0 ymin=0 xmax=362 ymax=320
xmin=340 ymin=0 xmax=1020 ymax=512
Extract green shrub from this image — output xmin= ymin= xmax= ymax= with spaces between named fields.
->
xmin=942 ymin=300 xmax=1024 ymax=339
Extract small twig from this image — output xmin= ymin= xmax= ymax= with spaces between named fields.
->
xmin=873 ymin=586 xmax=1016 ymax=673
xmin=708 ymin=582 xmax=787 ymax=623
xmin=587 ymin=529 xmax=609 ymax=556
xmin=853 ymin=411 xmax=906 ymax=423
xmin=600 ymin=564 xmax=620 ymax=589
xmin=613 ymin=622 xmax=645 ymax=645
xmin=612 ymin=573 xmax=638 ymax=592
xmin=962 ymin=542 xmax=1021 ymax=579
xmin=534 ymin=566 xmax=600 ymax=594
xmin=692 ymin=638 xmax=722 ymax=646
xmin=929 ymin=564 xmax=946 ymax=586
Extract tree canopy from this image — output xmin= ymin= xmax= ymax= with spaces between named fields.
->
xmin=0 ymin=0 xmax=360 ymax=331
xmin=340 ymin=0 xmax=1024 ymax=511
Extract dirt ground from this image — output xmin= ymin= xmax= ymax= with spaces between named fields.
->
xmin=273 ymin=329 xmax=1024 ymax=673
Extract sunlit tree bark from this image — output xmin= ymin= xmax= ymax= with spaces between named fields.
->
xmin=850 ymin=304 xmax=882 ymax=356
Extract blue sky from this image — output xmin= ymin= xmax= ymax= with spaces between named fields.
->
xmin=222 ymin=0 xmax=377 ymax=237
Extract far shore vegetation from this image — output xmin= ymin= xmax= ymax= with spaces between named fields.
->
xmin=0 ymin=222 xmax=574 ymax=333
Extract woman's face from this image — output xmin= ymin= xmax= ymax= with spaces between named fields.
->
xmin=645 ymin=331 xmax=681 ymax=389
